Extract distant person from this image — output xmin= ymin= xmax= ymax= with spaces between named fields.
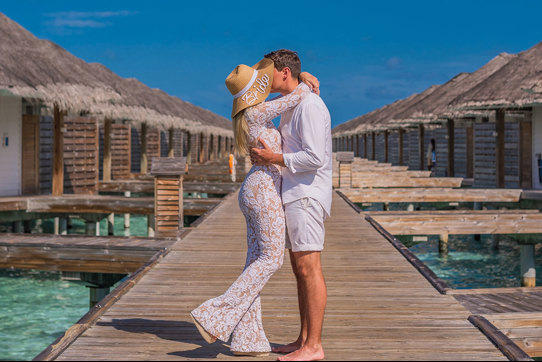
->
xmin=228 ymin=150 xmax=237 ymax=182
xmin=190 ymin=51 xmax=325 ymax=361
xmin=427 ymin=138 xmax=436 ymax=171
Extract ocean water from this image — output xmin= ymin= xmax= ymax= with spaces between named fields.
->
xmin=0 ymin=215 xmax=148 ymax=361
xmin=0 ymin=269 xmax=89 ymax=361
xmin=405 ymin=234 xmax=542 ymax=289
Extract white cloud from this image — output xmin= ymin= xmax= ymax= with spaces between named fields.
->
xmin=45 ymin=10 xmax=137 ymax=30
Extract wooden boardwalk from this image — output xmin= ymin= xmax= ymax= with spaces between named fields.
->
xmin=450 ymin=287 xmax=542 ymax=358
xmin=50 ymin=192 xmax=506 ymax=361
xmin=0 ymin=233 xmax=175 ymax=273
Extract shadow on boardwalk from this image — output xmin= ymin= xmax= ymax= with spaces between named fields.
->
xmin=101 ymin=318 xmax=234 ymax=359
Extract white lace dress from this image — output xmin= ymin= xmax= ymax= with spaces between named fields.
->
xmin=191 ymin=83 xmax=311 ymax=353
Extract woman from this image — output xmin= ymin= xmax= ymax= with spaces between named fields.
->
xmin=190 ymin=58 xmax=316 ymax=356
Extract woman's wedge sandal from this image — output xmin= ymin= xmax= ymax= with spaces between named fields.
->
xmin=190 ymin=313 xmax=217 ymax=344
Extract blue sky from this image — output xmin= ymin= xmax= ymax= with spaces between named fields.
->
xmin=2 ymin=1 xmax=542 ymax=127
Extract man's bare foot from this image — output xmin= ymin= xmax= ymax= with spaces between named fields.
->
xmin=277 ymin=345 xmax=324 ymax=361
xmin=272 ymin=340 xmax=304 ymax=354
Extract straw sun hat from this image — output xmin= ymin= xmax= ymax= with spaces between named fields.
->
xmin=226 ymin=58 xmax=274 ymax=118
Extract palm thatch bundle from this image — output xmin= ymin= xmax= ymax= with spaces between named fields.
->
xmin=0 ymin=13 xmax=232 ymax=137
xmin=450 ymin=42 xmax=542 ymax=109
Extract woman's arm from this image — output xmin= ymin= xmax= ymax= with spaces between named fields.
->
xmin=299 ymin=72 xmax=320 ymax=95
xmin=246 ymin=82 xmax=312 ymax=126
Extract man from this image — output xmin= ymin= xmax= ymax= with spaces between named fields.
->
xmin=251 ymin=49 xmax=332 ymax=362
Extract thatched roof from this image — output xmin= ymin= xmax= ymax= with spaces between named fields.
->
xmin=393 ymin=53 xmax=515 ymax=123
xmin=332 ymin=85 xmax=441 ymax=136
xmin=450 ymin=42 xmax=542 ymax=109
xmin=0 ymin=13 xmax=232 ymax=136
xmin=333 ymin=51 xmax=518 ymax=137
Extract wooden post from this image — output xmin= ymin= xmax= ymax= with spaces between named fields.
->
xmin=186 ymin=132 xmax=192 ymax=165
xmin=520 ymin=244 xmax=536 ymax=287
xmin=474 ymin=202 xmax=482 ymax=241
xmin=151 ymin=157 xmax=187 ymax=238
xmin=447 ymin=119 xmax=455 ymax=177
xmin=13 ymin=221 xmax=23 ymax=233
xmin=363 ymin=133 xmax=369 ymax=158
xmin=209 ymin=134 xmax=214 ymax=161
xmin=140 ymin=123 xmax=148 ymax=174
xmin=168 ymin=128 xmax=175 ymax=158
xmin=52 ymin=104 xmax=64 ymax=196
xmin=467 ymin=123 xmax=474 ymax=178
xmin=199 ymin=133 xmax=205 ymax=163
xmin=59 ymin=218 xmax=67 ymax=235
xmin=439 ymin=233 xmax=449 ymax=256
xmin=54 ymin=217 xmax=60 ymax=235
xmin=103 ymin=118 xmax=112 ymax=182
xmin=147 ymin=214 xmax=155 ymax=237
xmin=496 ymin=109 xmax=505 ymax=188
xmin=124 ymin=191 xmax=131 ymax=237
xmin=520 ymin=111 xmax=533 ymax=189
xmin=399 ymin=129 xmax=404 ymax=166
xmin=85 ymin=220 xmax=96 ymax=235
xmin=384 ymin=130 xmax=389 ymax=163
xmin=107 ymin=213 xmax=115 ymax=236
xmin=418 ymin=124 xmax=425 ymax=170
xmin=371 ymin=132 xmax=376 ymax=160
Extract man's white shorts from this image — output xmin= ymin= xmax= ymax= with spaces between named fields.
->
xmin=284 ymin=197 xmax=326 ymax=252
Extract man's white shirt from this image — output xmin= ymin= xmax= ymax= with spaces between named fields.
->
xmin=279 ymin=90 xmax=333 ymax=216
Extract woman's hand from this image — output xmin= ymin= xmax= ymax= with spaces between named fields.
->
xmin=299 ymin=72 xmax=320 ymax=95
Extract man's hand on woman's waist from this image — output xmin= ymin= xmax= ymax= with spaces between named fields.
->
xmin=250 ymin=137 xmax=286 ymax=167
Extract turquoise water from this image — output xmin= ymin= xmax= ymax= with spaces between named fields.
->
xmin=403 ymin=235 xmax=542 ymax=289
xmin=0 ymin=269 xmax=89 ymax=361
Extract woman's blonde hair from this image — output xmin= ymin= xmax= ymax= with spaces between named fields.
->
xmin=233 ymin=110 xmax=250 ymax=156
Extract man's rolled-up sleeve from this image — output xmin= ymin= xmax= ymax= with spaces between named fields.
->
xmin=282 ymin=103 xmax=326 ymax=174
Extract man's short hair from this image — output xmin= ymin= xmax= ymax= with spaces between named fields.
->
xmin=264 ymin=49 xmax=301 ymax=79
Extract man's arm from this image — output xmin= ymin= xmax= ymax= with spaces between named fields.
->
xmin=251 ymin=103 xmax=326 ymax=172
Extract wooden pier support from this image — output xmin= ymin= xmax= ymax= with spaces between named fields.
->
xmin=520 ymin=244 xmax=536 ymax=287
xmin=107 ymin=213 xmax=115 ymax=236
xmin=54 ymin=217 xmax=60 ymax=235
xmin=439 ymin=233 xmax=449 ymax=257
xmin=124 ymin=191 xmax=131 ymax=237
xmin=474 ymin=201 xmax=482 ymax=241
xmin=80 ymin=273 xmax=126 ymax=308
xmin=85 ymin=220 xmax=96 ymax=236
xmin=60 ymin=217 xmax=67 ymax=235
xmin=147 ymin=214 xmax=155 ymax=237
xmin=151 ymin=157 xmax=187 ymax=238
xmin=13 ymin=220 xmax=23 ymax=233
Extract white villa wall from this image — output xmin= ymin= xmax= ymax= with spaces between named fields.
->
xmin=0 ymin=94 xmax=22 ymax=196
xmin=533 ymin=106 xmax=542 ymax=189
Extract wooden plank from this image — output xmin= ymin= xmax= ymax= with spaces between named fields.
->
xmin=468 ymin=315 xmax=532 ymax=361
xmin=352 ymin=177 xmax=463 ymax=188
xmin=341 ymin=188 xmax=522 ymax=203
xmin=365 ymin=211 xmax=542 ymax=235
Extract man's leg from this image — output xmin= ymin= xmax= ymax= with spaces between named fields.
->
xmin=272 ymin=249 xmax=308 ymax=354
xmin=279 ymin=251 xmax=326 ymax=362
